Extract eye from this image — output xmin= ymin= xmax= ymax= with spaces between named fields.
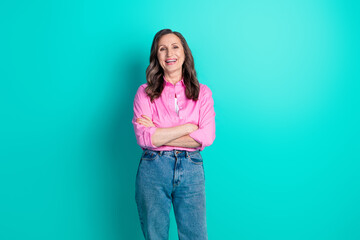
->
xmin=160 ymin=48 xmax=165 ymax=51
xmin=174 ymin=46 xmax=179 ymax=49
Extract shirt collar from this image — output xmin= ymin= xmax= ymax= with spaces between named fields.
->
xmin=163 ymin=75 xmax=185 ymax=87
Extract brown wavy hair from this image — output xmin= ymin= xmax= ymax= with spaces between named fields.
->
xmin=145 ymin=29 xmax=200 ymax=103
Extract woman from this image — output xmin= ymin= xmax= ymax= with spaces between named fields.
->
xmin=132 ymin=29 xmax=215 ymax=240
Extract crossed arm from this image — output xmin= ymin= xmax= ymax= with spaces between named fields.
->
xmin=136 ymin=115 xmax=201 ymax=148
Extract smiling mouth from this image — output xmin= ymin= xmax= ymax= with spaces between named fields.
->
xmin=165 ymin=59 xmax=177 ymax=65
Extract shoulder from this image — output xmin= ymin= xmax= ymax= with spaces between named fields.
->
xmin=134 ymin=83 xmax=150 ymax=102
xmin=138 ymin=83 xmax=148 ymax=91
xmin=135 ymin=83 xmax=148 ymax=96
xmin=199 ymin=83 xmax=213 ymax=96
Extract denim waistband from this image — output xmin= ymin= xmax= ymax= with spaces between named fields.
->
xmin=144 ymin=149 xmax=200 ymax=158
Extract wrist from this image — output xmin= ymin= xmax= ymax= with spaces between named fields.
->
xmin=183 ymin=124 xmax=192 ymax=135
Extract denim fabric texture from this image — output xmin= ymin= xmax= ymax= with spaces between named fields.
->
xmin=135 ymin=149 xmax=207 ymax=240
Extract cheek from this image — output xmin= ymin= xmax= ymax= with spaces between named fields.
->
xmin=157 ymin=57 xmax=164 ymax=65
xmin=179 ymin=52 xmax=185 ymax=61
xmin=157 ymin=53 xmax=164 ymax=61
xmin=158 ymin=58 xmax=165 ymax=68
xmin=179 ymin=56 xmax=185 ymax=65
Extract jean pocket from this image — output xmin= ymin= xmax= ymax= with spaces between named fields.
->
xmin=187 ymin=151 xmax=203 ymax=165
xmin=141 ymin=149 xmax=159 ymax=161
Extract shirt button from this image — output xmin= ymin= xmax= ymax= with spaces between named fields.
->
xmin=180 ymin=117 xmax=183 ymax=119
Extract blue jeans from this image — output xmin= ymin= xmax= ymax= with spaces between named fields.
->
xmin=135 ymin=149 xmax=207 ymax=240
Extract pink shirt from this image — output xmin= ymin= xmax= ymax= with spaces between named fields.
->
xmin=132 ymin=76 xmax=216 ymax=152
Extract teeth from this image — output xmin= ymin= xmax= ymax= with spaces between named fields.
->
xmin=166 ymin=59 xmax=176 ymax=63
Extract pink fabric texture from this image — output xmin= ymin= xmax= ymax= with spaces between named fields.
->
xmin=132 ymin=76 xmax=216 ymax=151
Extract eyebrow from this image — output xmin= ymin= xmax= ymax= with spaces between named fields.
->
xmin=159 ymin=43 xmax=179 ymax=47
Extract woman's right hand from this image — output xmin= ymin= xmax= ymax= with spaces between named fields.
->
xmin=184 ymin=123 xmax=199 ymax=134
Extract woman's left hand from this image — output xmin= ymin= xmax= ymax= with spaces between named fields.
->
xmin=136 ymin=115 xmax=156 ymax=127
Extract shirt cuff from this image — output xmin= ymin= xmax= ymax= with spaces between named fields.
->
xmin=144 ymin=126 xmax=157 ymax=148
xmin=189 ymin=129 xmax=203 ymax=147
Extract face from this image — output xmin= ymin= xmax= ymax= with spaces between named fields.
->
xmin=157 ymin=33 xmax=185 ymax=74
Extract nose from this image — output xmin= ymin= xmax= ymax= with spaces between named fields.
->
xmin=166 ymin=49 xmax=174 ymax=57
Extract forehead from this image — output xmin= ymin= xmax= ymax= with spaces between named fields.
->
xmin=158 ymin=34 xmax=181 ymax=46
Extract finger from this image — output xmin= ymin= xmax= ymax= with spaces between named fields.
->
xmin=137 ymin=120 xmax=149 ymax=127
xmin=137 ymin=119 xmax=151 ymax=126
xmin=137 ymin=117 xmax=148 ymax=121
xmin=141 ymin=115 xmax=152 ymax=120
xmin=140 ymin=116 xmax=153 ymax=124
xmin=137 ymin=116 xmax=155 ymax=127
xmin=136 ymin=118 xmax=145 ymax=123
xmin=138 ymin=118 xmax=150 ymax=124
xmin=137 ymin=118 xmax=147 ymax=123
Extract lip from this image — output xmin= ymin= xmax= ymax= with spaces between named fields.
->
xmin=165 ymin=58 xmax=177 ymax=65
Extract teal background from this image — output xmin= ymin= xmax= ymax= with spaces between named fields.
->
xmin=1 ymin=0 xmax=359 ymax=239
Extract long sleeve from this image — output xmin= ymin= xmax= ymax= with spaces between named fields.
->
xmin=132 ymin=85 xmax=157 ymax=149
xmin=189 ymin=85 xmax=216 ymax=151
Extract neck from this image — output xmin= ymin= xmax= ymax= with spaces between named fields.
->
xmin=164 ymin=71 xmax=182 ymax=85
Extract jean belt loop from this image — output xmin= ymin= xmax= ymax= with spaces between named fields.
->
xmin=159 ymin=151 xmax=163 ymax=156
